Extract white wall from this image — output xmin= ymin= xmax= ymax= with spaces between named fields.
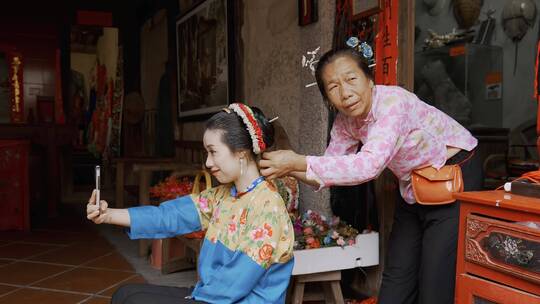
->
xmin=415 ymin=0 xmax=539 ymax=129
xmin=97 ymin=27 xmax=119 ymax=82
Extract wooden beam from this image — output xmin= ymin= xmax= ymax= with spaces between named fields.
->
xmin=398 ymin=0 xmax=415 ymax=91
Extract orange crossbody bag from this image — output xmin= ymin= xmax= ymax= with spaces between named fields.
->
xmin=411 ymin=164 xmax=463 ymax=205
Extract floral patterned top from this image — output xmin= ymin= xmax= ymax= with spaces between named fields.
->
xmin=306 ymin=85 xmax=477 ymax=204
xmin=127 ymin=180 xmax=294 ymax=303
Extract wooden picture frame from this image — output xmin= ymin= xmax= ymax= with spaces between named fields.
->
xmin=176 ymin=0 xmax=232 ymax=118
xmin=351 ymin=0 xmax=382 ymax=20
xmin=298 ymin=0 xmax=318 ymax=26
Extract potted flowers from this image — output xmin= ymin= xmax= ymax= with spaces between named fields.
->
xmin=291 ymin=210 xmax=379 ymax=276
xmin=292 ymin=210 xmax=359 ymax=250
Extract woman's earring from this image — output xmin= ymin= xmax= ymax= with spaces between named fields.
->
xmin=369 ymin=80 xmax=374 ymax=88
xmin=240 ymin=158 xmax=244 ymax=176
xmin=327 ymin=102 xmax=335 ymax=111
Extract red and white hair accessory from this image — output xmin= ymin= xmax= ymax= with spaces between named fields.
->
xmin=225 ymin=103 xmax=266 ymax=154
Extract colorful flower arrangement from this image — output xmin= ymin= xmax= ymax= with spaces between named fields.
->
xmin=149 ymin=176 xmax=194 ymax=200
xmin=292 ymin=209 xmax=359 ymax=250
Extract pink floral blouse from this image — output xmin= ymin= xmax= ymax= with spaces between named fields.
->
xmin=306 ymin=85 xmax=477 ymax=204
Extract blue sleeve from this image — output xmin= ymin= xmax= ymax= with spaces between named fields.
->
xmin=194 ymin=253 xmax=265 ymax=303
xmin=193 ymin=243 xmax=293 ymax=303
xmin=126 ymin=196 xmax=202 ymax=239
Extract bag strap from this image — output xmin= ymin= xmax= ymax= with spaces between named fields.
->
xmin=457 ymin=149 xmax=475 ymax=166
xmin=446 ymin=149 xmax=476 ymax=166
xmin=415 ymin=149 xmax=476 ymax=172
xmin=192 ymin=170 xmax=212 ymax=194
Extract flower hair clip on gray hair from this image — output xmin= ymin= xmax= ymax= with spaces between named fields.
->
xmin=346 ymin=37 xmax=375 ymax=67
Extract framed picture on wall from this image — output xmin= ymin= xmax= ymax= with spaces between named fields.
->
xmin=178 ymin=0 xmax=204 ymax=14
xmin=351 ymin=0 xmax=381 ymax=20
xmin=176 ymin=0 xmax=231 ymax=118
xmin=298 ymin=0 xmax=318 ymax=26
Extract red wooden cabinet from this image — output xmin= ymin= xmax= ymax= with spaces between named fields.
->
xmin=0 ymin=140 xmax=29 ymax=231
xmin=459 ymin=274 xmax=539 ymax=303
xmin=454 ymin=191 xmax=540 ymax=303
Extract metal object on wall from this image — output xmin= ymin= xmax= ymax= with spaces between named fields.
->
xmin=474 ymin=9 xmax=496 ymax=45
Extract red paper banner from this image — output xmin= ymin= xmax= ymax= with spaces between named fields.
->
xmin=8 ymin=52 xmax=24 ymax=123
xmin=374 ymin=0 xmax=399 ymax=85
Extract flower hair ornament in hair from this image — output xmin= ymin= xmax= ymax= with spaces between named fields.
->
xmin=346 ymin=36 xmax=375 ymax=67
xmin=224 ymin=103 xmax=266 ymax=155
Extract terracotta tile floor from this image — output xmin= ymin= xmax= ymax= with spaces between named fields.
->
xmin=0 ymin=207 xmax=369 ymax=303
xmin=0 ymin=209 xmax=145 ymax=304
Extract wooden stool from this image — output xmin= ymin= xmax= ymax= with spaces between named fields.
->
xmin=157 ymin=235 xmax=203 ymax=276
xmin=290 ymin=270 xmax=344 ymax=304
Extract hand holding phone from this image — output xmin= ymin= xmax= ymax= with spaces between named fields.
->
xmin=95 ymin=165 xmax=101 ymax=214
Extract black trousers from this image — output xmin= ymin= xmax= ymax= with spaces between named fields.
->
xmin=378 ymin=150 xmax=483 ymax=304
xmin=111 ymin=284 xmax=206 ymax=304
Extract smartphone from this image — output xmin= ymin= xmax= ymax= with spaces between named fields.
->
xmin=95 ymin=165 xmax=101 ymax=213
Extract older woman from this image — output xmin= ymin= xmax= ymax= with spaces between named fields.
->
xmin=259 ymin=48 xmax=483 ymax=304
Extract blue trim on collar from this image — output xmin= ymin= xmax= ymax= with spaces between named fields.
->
xmin=230 ymin=176 xmax=265 ymax=198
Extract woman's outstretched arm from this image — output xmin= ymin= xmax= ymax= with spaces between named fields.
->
xmin=87 ymin=190 xmax=130 ymax=226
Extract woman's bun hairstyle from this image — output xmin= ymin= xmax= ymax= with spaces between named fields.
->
xmin=251 ymin=106 xmax=275 ymax=150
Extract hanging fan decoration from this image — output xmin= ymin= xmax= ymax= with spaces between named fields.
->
xmin=452 ymin=0 xmax=483 ymax=29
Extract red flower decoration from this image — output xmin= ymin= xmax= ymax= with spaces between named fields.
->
xmin=150 ymin=176 xmax=195 ymax=200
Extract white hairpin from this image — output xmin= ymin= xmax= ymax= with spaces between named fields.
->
xmin=269 ymin=116 xmax=279 ymax=123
